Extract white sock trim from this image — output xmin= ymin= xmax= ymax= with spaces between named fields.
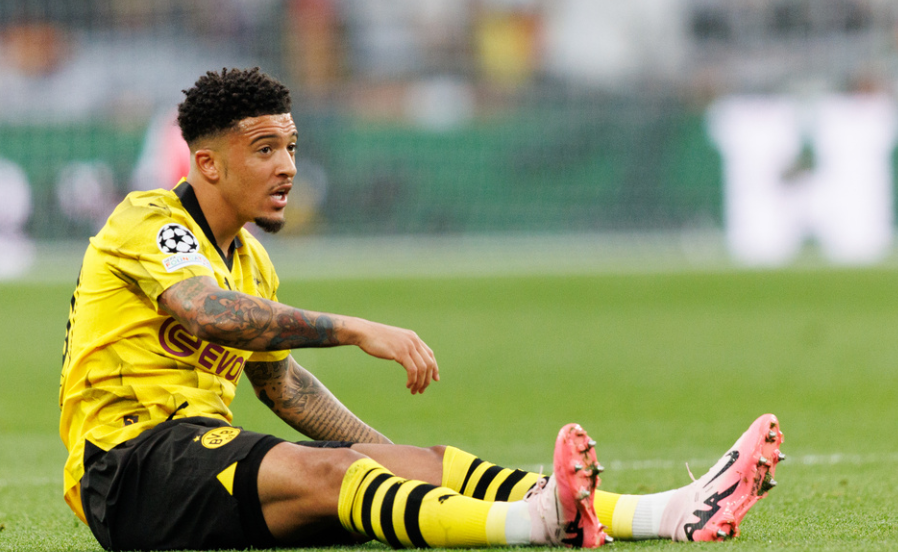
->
xmin=503 ymin=500 xmax=532 ymax=545
xmin=632 ymin=489 xmax=676 ymax=539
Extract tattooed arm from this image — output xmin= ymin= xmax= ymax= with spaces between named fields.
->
xmin=159 ymin=275 xmax=439 ymax=394
xmin=244 ymin=356 xmax=392 ymax=444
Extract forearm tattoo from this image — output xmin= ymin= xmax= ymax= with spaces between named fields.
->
xmin=164 ymin=277 xmax=341 ymax=351
xmin=245 ymin=358 xmax=391 ymax=444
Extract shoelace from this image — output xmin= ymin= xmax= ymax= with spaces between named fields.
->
xmin=523 ymin=474 xmax=548 ymax=501
xmin=685 ymin=462 xmax=697 ymax=482
xmin=523 ymin=466 xmax=546 ymax=501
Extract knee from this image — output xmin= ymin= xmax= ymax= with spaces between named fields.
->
xmin=426 ymin=445 xmax=447 ymax=461
xmin=308 ymin=447 xmax=366 ymax=484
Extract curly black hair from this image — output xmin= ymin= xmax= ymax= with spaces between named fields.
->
xmin=177 ymin=67 xmax=292 ymax=145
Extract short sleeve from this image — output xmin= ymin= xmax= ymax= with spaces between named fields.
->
xmin=91 ymin=198 xmax=217 ymax=312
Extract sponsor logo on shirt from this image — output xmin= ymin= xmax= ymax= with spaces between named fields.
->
xmin=158 ymin=318 xmax=246 ymax=381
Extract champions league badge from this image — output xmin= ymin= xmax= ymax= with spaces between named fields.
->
xmin=157 ymin=223 xmax=211 ymax=273
xmin=156 ymin=223 xmax=199 ymax=254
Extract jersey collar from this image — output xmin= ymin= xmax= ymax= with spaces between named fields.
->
xmin=174 ymin=180 xmax=241 ymax=270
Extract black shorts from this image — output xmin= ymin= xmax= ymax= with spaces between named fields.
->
xmin=80 ymin=416 xmax=354 ymax=551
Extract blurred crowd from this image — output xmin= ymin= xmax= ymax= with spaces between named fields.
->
xmin=1 ymin=0 xmax=894 ymax=124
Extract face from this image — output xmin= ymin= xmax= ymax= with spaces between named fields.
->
xmin=215 ymin=113 xmax=297 ymax=233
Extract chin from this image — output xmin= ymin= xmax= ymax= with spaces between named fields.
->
xmin=253 ymin=217 xmax=286 ymax=234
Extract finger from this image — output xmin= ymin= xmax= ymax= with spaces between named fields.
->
xmin=405 ymin=361 xmax=416 ymax=391
xmin=411 ymin=338 xmax=438 ymax=386
xmin=421 ymin=343 xmax=439 ymax=382
xmin=404 ymin=357 xmax=423 ymax=395
xmin=410 ymin=349 xmax=431 ymax=394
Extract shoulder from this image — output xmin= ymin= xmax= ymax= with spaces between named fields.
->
xmin=94 ymin=189 xmax=199 ymax=250
xmin=112 ymin=189 xmax=183 ymax=222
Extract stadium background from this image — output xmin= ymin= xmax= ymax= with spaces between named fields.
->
xmin=2 ymin=1 xmax=898 ymax=551
xmin=2 ymin=1 xmax=895 ymax=247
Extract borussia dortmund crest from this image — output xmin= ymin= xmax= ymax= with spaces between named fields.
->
xmin=201 ymin=427 xmax=242 ymax=449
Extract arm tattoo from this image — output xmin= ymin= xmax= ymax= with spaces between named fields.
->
xmin=163 ymin=277 xmax=342 ymax=351
xmin=244 ymin=358 xmax=391 ymax=444
xmin=269 ymin=309 xmax=336 ymax=350
xmin=201 ymin=292 xmax=274 ymax=344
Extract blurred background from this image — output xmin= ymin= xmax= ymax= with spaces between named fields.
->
xmin=2 ymin=0 xmax=898 ymax=278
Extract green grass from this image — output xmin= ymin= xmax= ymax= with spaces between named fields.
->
xmin=2 ymin=268 xmax=897 ymax=550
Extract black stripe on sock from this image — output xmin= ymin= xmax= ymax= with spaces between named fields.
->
xmin=404 ymin=483 xmax=436 ymax=549
xmin=379 ymin=481 xmax=404 ymax=549
xmin=459 ymin=458 xmax=484 ymax=496
xmin=348 ymin=468 xmax=381 ymax=534
xmin=472 ymin=465 xmax=504 ymax=500
xmin=361 ymin=473 xmax=394 ymax=539
xmin=494 ymin=469 xmax=530 ymax=502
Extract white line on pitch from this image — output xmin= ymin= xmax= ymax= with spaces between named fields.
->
xmin=522 ymin=452 xmax=898 ymax=474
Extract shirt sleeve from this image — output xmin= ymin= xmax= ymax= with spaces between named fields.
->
xmin=92 ymin=202 xmax=216 ymax=313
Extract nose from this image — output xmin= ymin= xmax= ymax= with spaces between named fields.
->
xmin=277 ymin=148 xmax=297 ymax=178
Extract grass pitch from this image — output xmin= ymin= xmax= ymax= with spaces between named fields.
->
xmin=1 ymin=267 xmax=897 ymax=551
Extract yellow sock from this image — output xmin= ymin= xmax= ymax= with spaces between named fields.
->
xmin=594 ymin=489 xmax=675 ymax=540
xmin=595 ymin=490 xmax=636 ymax=539
xmin=441 ymin=446 xmax=542 ymax=501
xmin=339 ymin=457 xmax=518 ymax=548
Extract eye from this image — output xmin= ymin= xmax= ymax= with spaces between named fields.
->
xmin=259 ymin=146 xmax=272 ymax=154
xmin=287 ymin=143 xmax=297 ymax=154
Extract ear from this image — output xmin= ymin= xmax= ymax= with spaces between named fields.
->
xmin=194 ymin=148 xmax=221 ymax=182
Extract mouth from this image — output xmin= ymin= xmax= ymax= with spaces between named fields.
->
xmin=270 ymin=184 xmax=292 ymax=207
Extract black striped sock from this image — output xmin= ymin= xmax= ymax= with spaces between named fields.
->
xmin=338 ymin=458 xmax=503 ymax=548
xmin=442 ymin=446 xmax=542 ymax=501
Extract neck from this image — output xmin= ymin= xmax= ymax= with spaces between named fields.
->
xmin=185 ymin=172 xmax=242 ymax=253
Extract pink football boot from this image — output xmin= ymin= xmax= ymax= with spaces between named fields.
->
xmin=659 ymin=413 xmax=785 ymax=541
xmin=526 ymin=423 xmax=610 ymax=547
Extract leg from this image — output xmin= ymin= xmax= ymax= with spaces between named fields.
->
xmin=258 ymin=441 xmax=513 ymax=548
xmin=256 ymin=427 xmax=606 ymax=548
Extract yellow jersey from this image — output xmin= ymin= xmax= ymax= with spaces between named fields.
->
xmin=59 ymin=181 xmax=290 ymax=523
